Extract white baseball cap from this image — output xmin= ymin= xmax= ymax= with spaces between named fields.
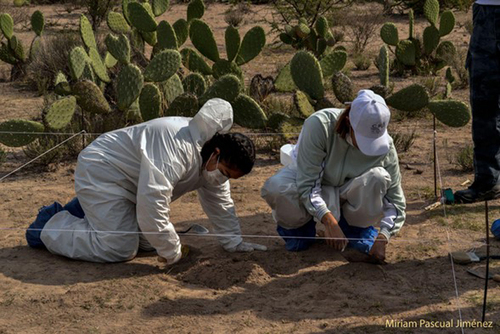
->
xmin=349 ymin=90 xmax=391 ymax=156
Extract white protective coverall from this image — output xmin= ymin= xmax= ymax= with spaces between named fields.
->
xmin=41 ymin=98 xmax=244 ymax=263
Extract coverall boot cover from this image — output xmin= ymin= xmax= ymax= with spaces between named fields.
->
xmin=33 ymin=98 xmax=245 ymax=263
xmin=454 ymin=4 xmax=500 ymax=203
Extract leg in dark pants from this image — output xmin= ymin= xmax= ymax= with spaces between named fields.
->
xmin=455 ymin=4 xmax=500 ymax=203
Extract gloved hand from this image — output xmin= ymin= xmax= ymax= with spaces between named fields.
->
xmin=157 ymin=245 xmax=190 ymax=265
xmin=225 ymin=241 xmax=267 ymax=253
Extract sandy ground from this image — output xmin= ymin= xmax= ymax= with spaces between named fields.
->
xmin=1 ymin=2 xmax=500 ymax=333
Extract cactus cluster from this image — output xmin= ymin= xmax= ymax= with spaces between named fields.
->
xmin=0 ymin=11 xmax=44 ymax=80
xmin=0 ymin=0 xmax=271 ymax=148
xmin=380 ymin=0 xmax=457 ymax=75
xmin=279 ymin=16 xmax=339 ymax=59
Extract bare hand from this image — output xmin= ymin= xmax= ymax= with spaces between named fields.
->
xmin=369 ymin=234 xmax=388 ymax=264
xmin=321 ymin=213 xmax=348 ymax=251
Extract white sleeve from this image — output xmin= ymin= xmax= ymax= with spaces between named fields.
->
xmin=379 ymin=197 xmax=398 ymax=240
xmin=197 ymin=181 xmax=242 ymax=250
xmin=136 ymin=149 xmax=182 ymax=263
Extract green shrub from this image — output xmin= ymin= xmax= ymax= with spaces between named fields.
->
xmin=454 ymin=144 xmax=473 ymax=172
xmin=352 ymin=53 xmax=371 ymax=71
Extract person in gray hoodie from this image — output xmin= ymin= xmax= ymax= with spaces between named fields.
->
xmin=262 ymin=90 xmax=406 ymax=263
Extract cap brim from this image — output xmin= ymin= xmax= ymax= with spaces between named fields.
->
xmin=355 ymin=130 xmax=391 ymax=156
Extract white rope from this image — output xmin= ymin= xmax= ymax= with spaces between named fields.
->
xmin=0 ymin=131 xmax=300 ymax=137
xmin=435 ymin=129 xmax=465 ymax=334
xmin=0 ymin=131 xmax=85 ymax=183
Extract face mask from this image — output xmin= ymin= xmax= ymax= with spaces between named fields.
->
xmin=203 ymin=153 xmax=229 ymax=185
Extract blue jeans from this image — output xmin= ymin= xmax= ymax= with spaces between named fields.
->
xmin=25 ymin=197 xmax=85 ymax=248
xmin=277 ymin=215 xmax=379 ymax=253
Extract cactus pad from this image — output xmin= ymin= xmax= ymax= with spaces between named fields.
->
xmin=187 ymin=0 xmax=205 ymax=22
xmin=0 ymin=13 xmax=13 ymax=40
xmin=73 ymin=80 xmax=111 ymax=114
xmin=320 ymin=50 xmax=347 ymax=78
xmin=0 ymin=119 xmax=44 ymax=147
xmin=294 ymin=90 xmax=315 ymax=118
xmin=0 ymin=42 xmax=18 ymax=65
xmin=144 ymin=49 xmax=181 ymax=82
xmin=128 ymin=2 xmax=158 ymax=32
xmin=89 ymin=48 xmax=111 ymax=83
xmin=280 ymin=33 xmax=293 ymax=45
xmin=199 ymin=74 xmax=242 ymax=106
xmin=43 ymin=96 xmax=77 ymax=129
xmin=436 ymin=41 xmax=456 ymax=61
xmin=290 ymin=51 xmax=324 ymax=100
xmin=180 ymin=48 xmax=213 ymax=75
xmin=80 ymin=15 xmax=97 ymax=50
xmin=423 ymin=25 xmax=440 ymax=55
xmin=107 ymin=11 xmax=131 ymax=34
xmin=409 ymin=9 xmax=414 ymax=39
xmin=235 ymin=26 xmax=266 ymax=66
xmin=386 ymin=84 xmax=429 ymax=112
xmin=369 ymin=85 xmax=391 ymax=99
xmin=274 ymin=62 xmax=296 ymax=92
xmin=166 ymin=92 xmax=199 ymax=117
xmin=315 ymin=97 xmax=335 ymax=111
xmin=332 ymin=72 xmax=354 ymax=104
xmin=104 ymin=52 xmax=118 ymax=68
xmin=9 ymin=36 xmax=26 ymax=61
xmin=31 ymin=10 xmax=44 ymax=36
xmin=380 ymin=23 xmax=399 ymax=46
xmin=225 ymin=26 xmax=241 ymax=63
xmin=105 ymin=33 xmax=130 ymax=64
xmin=189 ymin=19 xmax=220 ymax=62
xmin=439 ymin=10 xmax=455 ymax=37
xmin=315 ymin=16 xmax=328 ymax=38
xmin=54 ymin=71 xmax=67 ymax=86
xmin=152 ymin=0 xmax=170 ymax=17
xmin=445 ymin=67 xmax=455 ymax=84
xmin=140 ymin=84 xmax=162 ymax=121
xmin=54 ymin=82 xmax=72 ymax=96
xmin=182 ymin=73 xmax=206 ymax=97
xmin=278 ymin=117 xmax=304 ymax=141
xmin=396 ymin=40 xmax=416 ymax=66
xmin=428 ymin=100 xmax=470 ymax=127
xmin=69 ymin=47 xmax=90 ymax=80
xmin=424 ymin=0 xmax=440 ymax=26
xmin=173 ymin=19 xmax=188 ymax=46
xmin=379 ymin=45 xmax=390 ymax=87
xmin=160 ymin=73 xmax=184 ymax=104
xmin=117 ymin=64 xmax=144 ymax=111
xmin=29 ymin=36 xmax=41 ymax=61
xmin=157 ymin=20 xmax=178 ymax=50
xmin=212 ymin=59 xmax=242 ymax=81
xmin=267 ymin=112 xmax=290 ymax=130
xmin=232 ymin=94 xmax=267 ymax=129
xmin=140 ymin=30 xmax=158 ymax=46
xmin=295 ymin=23 xmax=310 ymax=39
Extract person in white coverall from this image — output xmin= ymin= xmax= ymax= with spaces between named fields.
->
xmin=261 ymin=90 xmax=406 ymax=263
xmin=25 ymin=98 xmax=267 ymax=264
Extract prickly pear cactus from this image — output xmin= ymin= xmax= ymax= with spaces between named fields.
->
xmin=181 ymin=48 xmax=213 ymax=75
xmin=42 ymin=96 xmax=77 ymax=130
xmin=235 ymin=26 xmax=266 ymax=66
xmin=395 ymin=40 xmax=416 ymax=66
xmin=439 ymin=10 xmax=455 ymax=37
xmin=152 ymin=0 xmax=170 ymax=17
xmin=428 ymin=100 xmax=470 ymax=127
xmin=274 ymin=62 xmax=296 ymax=92
xmin=423 ymin=26 xmax=440 ymax=55
xmin=31 ymin=10 xmax=44 ymax=37
xmin=424 ymin=0 xmax=440 ymax=27
xmin=319 ymin=50 xmax=347 ymax=78
xmin=105 ymin=33 xmax=131 ymax=64
xmin=157 ymin=20 xmax=178 ymax=51
xmin=182 ymin=73 xmax=206 ymax=97
xmin=143 ymin=49 xmax=181 ymax=82
xmin=80 ymin=15 xmax=97 ymax=50
xmin=73 ymin=80 xmax=111 ymax=114
xmin=294 ymin=90 xmax=315 ymax=118
xmin=173 ymin=19 xmax=189 ymax=46
xmin=128 ymin=2 xmax=158 ymax=32
xmin=69 ymin=47 xmax=90 ymax=80
xmin=199 ymin=74 xmax=242 ymax=106
xmin=187 ymin=0 xmax=205 ymax=22
xmin=386 ymin=84 xmax=429 ymax=112
xmin=332 ymin=72 xmax=354 ymax=104
xmin=0 ymin=119 xmax=44 ymax=147
xmin=0 ymin=13 xmax=13 ymax=39
xmin=160 ymin=74 xmax=184 ymax=104
xmin=225 ymin=26 xmax=240 ymax=63
xmin=379 ymin=45 xmax=390 ymax=87
xmin=107 ymin=11 xmax=131 ymax=34
xmin=290 ymin=51 xmax=324 ymax=100
xmin=232 ymin=94 xmax=268 ymax=129
xmin=166 ymin=92 xmax=199 ymax=117
xmin=140 ymin=83 xmax=162 ymax=121
xmin=380 ymin=23 xmax=398 ymax=46
xmin=89 ymin=48 xmax=111 ymax=83
xmin=212 ymin=59 xmax=242 ymax=81
xmin=189 ymin=19 xmax=220 ymax=62
xmin=117 ymin=64 xmax=144 ymax=111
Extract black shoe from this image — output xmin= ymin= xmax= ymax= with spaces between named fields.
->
xmin=454 ymin=184 xmax=500 ymax=204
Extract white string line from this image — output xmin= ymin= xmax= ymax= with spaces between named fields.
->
xmin=0 ymin=131 xmax=85 ymax=183
xmin=435 ymin=129 xmax=465 ymax=334
xmin=0 ymin=131 xmax=301 ymax=136
xmin=0 ymin=227 xmax=488 ymax=246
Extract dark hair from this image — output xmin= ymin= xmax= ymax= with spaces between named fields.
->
xmin=201 ymin=133 xmax=256 ymax=175
xmin=334 ymin=105 xmax=352 ymax=139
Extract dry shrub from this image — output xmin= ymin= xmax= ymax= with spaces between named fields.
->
xmin=391 ymin=130 xmax=417 ymax=153
xmin=25 ymin=32 xmax=83 ymax=93
xmin=448 ymin=48 xmax=469 ymax=89
xmin=352 ymin=53 xmax=371 ymax=71
xmin=224 ymin=6 xmax=245 ymax=27
xmin=454 ymin=144 xmax=474 ymax=172
xmin=346 ymin=5 xmax=384 ymax=54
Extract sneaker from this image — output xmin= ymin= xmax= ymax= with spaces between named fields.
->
xmin=454 ymin=184 xmax=500 ymax=204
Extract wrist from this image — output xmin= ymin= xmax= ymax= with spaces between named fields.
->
xmin=321 ymin=213 xmax=338 ymax=226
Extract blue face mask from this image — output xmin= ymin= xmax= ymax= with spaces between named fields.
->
xmin=203 ymin=153 xmax=229 ymax=185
